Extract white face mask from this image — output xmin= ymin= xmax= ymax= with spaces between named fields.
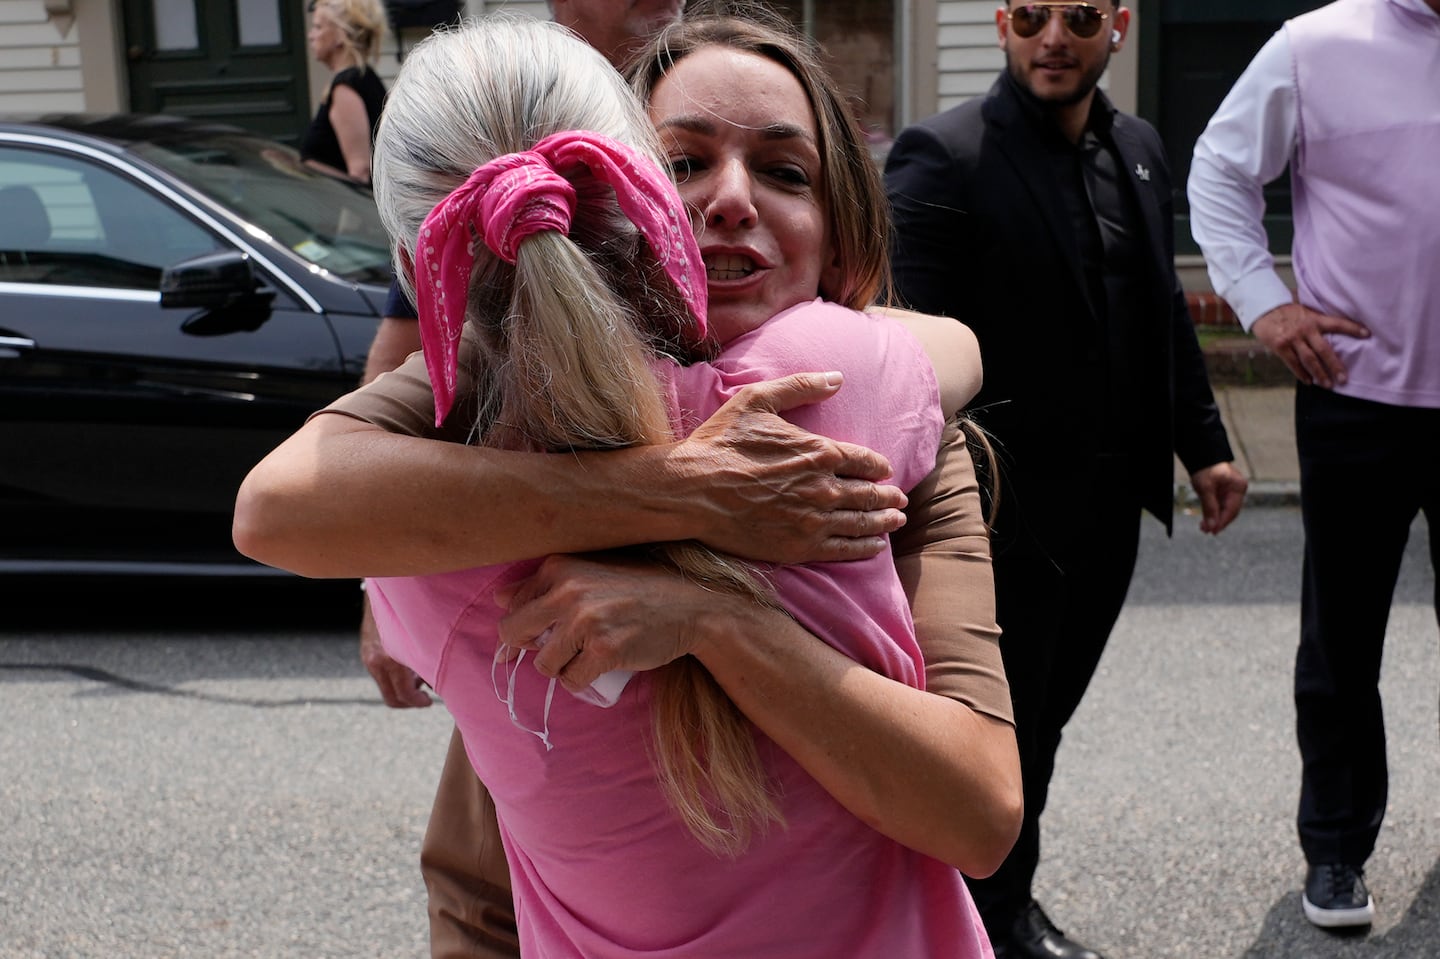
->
xmin=571 ymin=669 xmax=634 ymax=708
xmin=490 ymin=632 xmax=635 ymax=750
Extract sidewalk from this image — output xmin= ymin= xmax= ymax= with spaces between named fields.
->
xmin=1174 ymin=311 xmax=1301 ymax=508
xmin=1174 ymin=384 xmax=1300 ymax=507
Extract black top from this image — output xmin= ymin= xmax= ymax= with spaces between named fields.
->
xmin=1009 ymin=75 xmax=1146 ymax=459
xmin=300 ymin=66 xmax=387 ymax=180
xmin=384 ymin=278 xmax=418 ymax=319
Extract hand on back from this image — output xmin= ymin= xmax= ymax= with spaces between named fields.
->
xmin=674 ymin=372 xmax=908 ymax=564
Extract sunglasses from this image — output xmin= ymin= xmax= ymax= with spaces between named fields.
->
xmin=1007 ymin=3 xmax=1110 ymax=40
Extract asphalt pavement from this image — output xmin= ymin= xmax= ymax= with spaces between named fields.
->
xmin=7 ymin=377 xmax=1437 ymax=959
xmin=1035 ymin=507 xmax=1437 ymax=959
xmin=5 ymin=510 xmax=1435 ymax=959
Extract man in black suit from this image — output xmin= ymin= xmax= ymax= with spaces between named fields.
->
xmin=884 ymin=4 xmax=1248 ymax=958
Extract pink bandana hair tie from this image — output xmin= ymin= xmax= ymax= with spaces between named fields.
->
xmin=411 ymin=130 xmax=709 ymax=426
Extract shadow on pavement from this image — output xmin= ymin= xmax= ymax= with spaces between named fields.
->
xmin=0 ymin=577 xmax=381 ymax=701
xmin=1241 ymin=861 xmax=1440 ymax=958
xmin=3 ymin=576 xmax=361 ymax=632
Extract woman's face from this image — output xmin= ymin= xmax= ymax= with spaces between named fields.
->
xmin=648 ymin=46 xmax=837 ymax=344
xmin=307 ymin=7 xmax=342 ymax=66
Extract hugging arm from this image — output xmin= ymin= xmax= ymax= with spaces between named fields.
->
xmin=235 ymin=308 xmax=983 ymax=578
xmin=234 ymin=360 xmax=909 ymax=577
xmin=496 ymin=426 xmax=1022 ymax=877
xmin=236 ymin=314 xmax=1018 ymax=870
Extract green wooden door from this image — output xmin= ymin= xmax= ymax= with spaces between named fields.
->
xmin=123 ymin=0 xmax=310 ymax=144
xmin=1137 ymin=0 xmax=1327 ymax=253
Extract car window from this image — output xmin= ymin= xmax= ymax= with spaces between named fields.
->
xmin=0 ymin=146 xmax=221 ymax=289
xmin=132 ymin=133 xmax=393 ymax=285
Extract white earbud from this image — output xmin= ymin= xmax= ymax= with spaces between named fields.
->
xmin=1111 ymin=29 xmax=1121 ymax=44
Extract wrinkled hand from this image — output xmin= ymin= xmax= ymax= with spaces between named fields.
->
xmin=1190 ymin=461 xmax=1247 ymax=535
xmin=494 ymin=554 xmax=725 ymax=695
xmin=1251 ymin=303 xmax=1369 ymax=390
xmin=674 ymin=371 xmax=908 ymax=564
xmin=359 ymin=592 xmax=432 ymax=708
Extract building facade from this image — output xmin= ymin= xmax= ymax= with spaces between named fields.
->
xmin=0 ymin=0 xmax=1325 ymax=283
xmin=0 ymin=1 xmax=1119 ymax=137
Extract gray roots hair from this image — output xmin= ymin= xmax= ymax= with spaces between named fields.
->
xmin=371 ymin=16 xmax=782 ymax=857
xmin=374 ymin=17 xmax=657 ymax=307
xmin=374 ymin=16 xmax=679 ymax=449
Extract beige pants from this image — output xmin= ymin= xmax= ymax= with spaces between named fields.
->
xmin=420 ymin=727 xmax=520 ymax=959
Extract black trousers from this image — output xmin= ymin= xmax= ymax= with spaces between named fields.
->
xmin=966 ymin=479 xmax=1142 ymax=928
xmin=1294 ymin=384 xmax=1440 ymax=868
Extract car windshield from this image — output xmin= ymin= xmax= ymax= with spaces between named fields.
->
xmin=130 ymin=131 xmax=393 ymax=285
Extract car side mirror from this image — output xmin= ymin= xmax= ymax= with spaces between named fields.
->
xmin=160 ymin=250 xmax=259 ymax=310
xmin=161 ymin=250 xmax=275 ymax=335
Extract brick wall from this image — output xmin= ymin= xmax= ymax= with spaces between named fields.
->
xmin=1184 ymin=290 xmax=1241 ymax=329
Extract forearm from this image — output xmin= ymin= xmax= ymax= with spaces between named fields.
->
xmin=1187 ymin=29 xmax=1298 ymax=329
xmin=234 ymin=416 xmax=700 ymax=578
xmin=691 ymin=606 xmax=1021 ymax=877
xmin=491 ymin=428 xmax=1020 ymax=872
xmin=302 ymin=157 xmax=351 ymax=181
xmin=1188 ymin=149 xmax=1293 ymax=329
xmin=235 ymin=398 xmax=902 ymax=578
xmin=1170 ymin=284 xmax=1236 ymax=472
xmin=236 ymin=364 xmax=908 ymax=577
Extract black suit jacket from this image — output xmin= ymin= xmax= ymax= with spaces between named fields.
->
xmin=884 ymin=74 xmax=1232 ymax=547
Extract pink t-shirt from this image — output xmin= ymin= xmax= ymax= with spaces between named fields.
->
xmin=371 ymin=300 xmax=994 ymax=958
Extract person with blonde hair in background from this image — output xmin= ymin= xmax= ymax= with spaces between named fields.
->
xmin=301 ymin=0 xmax=388 ymax=184
xmin=236 ymin=11 xmax=1019 ymax=957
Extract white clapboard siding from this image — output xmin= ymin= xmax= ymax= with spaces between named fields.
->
xmin=936 ymin=1 xmax=1003 ymax=112
xmin=933 ymin=0 xmax=1112 ymax=113
xmin=0 ymin=45 xmax=81 ymax=70
xmin=0 ymin=0 xmax=85 ymax=112
xmin=0 ymin=90 xmax=84 ymax=113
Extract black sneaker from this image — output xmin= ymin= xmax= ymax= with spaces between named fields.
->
xmin=1302 ymin=863 xmax=1374 ymax=929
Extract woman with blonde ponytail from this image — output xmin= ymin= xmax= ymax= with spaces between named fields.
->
xmin=370 ymin=24 xmax=782 ymax=855
xmin=239 ymin=12 xmax=1013 ymax=959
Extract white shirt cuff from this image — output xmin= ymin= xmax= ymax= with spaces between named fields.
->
xmin=1225 ymin=269 xmax=1294 ymax=332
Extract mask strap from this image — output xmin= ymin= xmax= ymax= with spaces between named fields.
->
xmin=491 ymin=646 xmax=555 ymax=751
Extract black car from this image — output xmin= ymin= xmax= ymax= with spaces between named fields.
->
xmin=0 ymin=115 xmax=393 ymax=576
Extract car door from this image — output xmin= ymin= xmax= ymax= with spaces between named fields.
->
xmin=0 ymin=138 xmax=351 ymax=573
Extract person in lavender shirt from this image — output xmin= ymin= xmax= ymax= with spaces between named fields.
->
xmin=1189 ymin=0 xmax=1440 ymax=931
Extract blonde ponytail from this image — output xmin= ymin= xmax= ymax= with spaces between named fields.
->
xmin=495 ymin=230 xmax=784 ymax=857
xmin=375 ymin=16 xmax=786 ymax=857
